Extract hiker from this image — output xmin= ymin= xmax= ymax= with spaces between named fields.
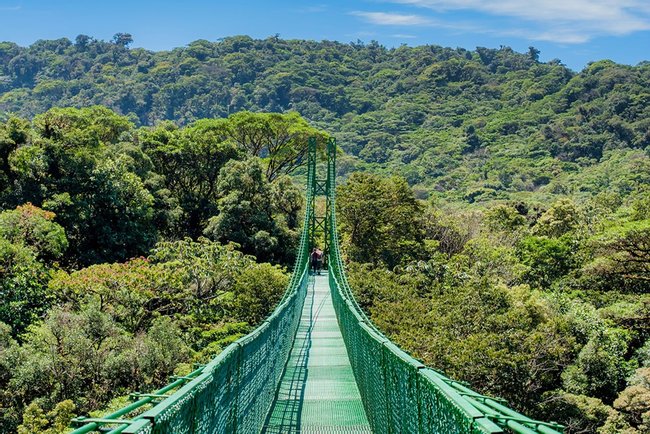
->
xmin=315 ymin=247 xmax=323 ymax=275
xmin=311 ymin=247 xmax=322 ymax=275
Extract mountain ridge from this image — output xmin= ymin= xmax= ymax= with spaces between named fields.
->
xmin=1 ymin=35 xmax=649 ymax=203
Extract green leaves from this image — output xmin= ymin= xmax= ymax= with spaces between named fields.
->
xmin=203 ymin=158 xmax=301 ymax=263
xmin=7 ymin=306 xmax=187 ymax=420
xmin=0 ymin=239 xmax=52 ymax=336
xmin=338 ymin=171 xmax=650 ymax=430
xmin=137 ymin=112 xmax=312 ymax=248
xmin=33 ymin=106 xmax=133 ymax=147
xmin=0 ymin=204 xmax=67 ymax=260
xmin=0 ymin=106 xmax=309 ymax=431
xmin=0 ymin=204 xmax=66 ymax=335
xmin=6 ymin=237 xmax=289 ymax=431
xmin=562 ymin=327 xmax=636 ymax=402
xmin=337 ymin=172 xmax=424 ymax=268
xmin=229 ymin=262 xmax=288 ymax=325
xmin=533 ymin=198 xmax=581 ymax=238
xmin=2 ymin=108 xmax=159 ymax=265
xmin=518 ymin=235 xmax=577 ymax=289
xmin=226 ymin=111 xmax=327 ymax=181
xmin=583 ymin=219 xmax=650 ymax=293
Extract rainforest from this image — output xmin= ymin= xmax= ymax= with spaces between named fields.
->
xmin=0 ymin=35 xmax=649 ymax=433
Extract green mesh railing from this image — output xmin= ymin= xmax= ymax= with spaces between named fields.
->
xmin=70 ymin=136 xmax=565 ymax=434
xmin=325 ymin=141 xmax=564 ymax=434
xmin=70 ymin=155 xmax=316 ymax=434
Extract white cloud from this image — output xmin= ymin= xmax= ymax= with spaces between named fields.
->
xmin=350 ymin=11 xmax=432 ymax=26
xmin=382 ymin=0 xmax=650 ymax=42
xmin=391 ymin=33 xmax=418 ymax=38
xmin=350 ymin=10 xmax=482 ymax=33
xmin=346 ymin=31 xmax=378 ymax=38
xmin=0 ymin=5 xmax=21 ymax=11
xmin=497 ymin=27 xmax=592 ymax=44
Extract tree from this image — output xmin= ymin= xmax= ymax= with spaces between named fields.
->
xmin=337 ymin=173 xmax=423 ymax=268
xmin=1 ymin=35 xmax=650 ymax=429
xmin=517 ymin=235 xmax=576 ymax=288
xmin=0 ymin=116 xmax=29 ymax=206
xmin=381 ymin=176 xmax=425 ymax=267
xmin=338 ymin=173 xmax=393 ymax=264
xmin=9 ymin=307 xmax=188 ymax=419
xmin=422 ymin=206 xmax=477 ymax=256
xmin=41 ymin=157 xmax=156 ymax=265
xmin=0 ymin=204 xmax=66 ymax=335
xmin=485 ymin=204 xmax=527 ymax=232
xmin=3 ymin=235 xmax=292 ymax=431
xmin=17 ymin=402 xmax=48 ymax=434
xmin=347 ymin=260 xmax=577 ymax=414
xmin=17 ymin=400 xmax=75 ymax=434
xmin=533 ymin=198 xmax=581 ymax=238
xmin=203 ymin=158 xmax=299 ymax=263
xmin=0 ymin=204 xmax=67 ymax=260
xmin=611 ymin=367 xmax=650 ymax=431
xmin=562 ymin=327 xmax=635 ymax=403
xmin=229 ymin=262 xmax=288 ymax=324
xmin=112 ymin=33 xmax=133 ymax=48
xmin=74 ymin=34 xmax=92 ymax=48
xmin=538 ymin=391 xmax=615 ymax=434
xmin=139 ymin=120 xmax=240 ymax=238
xmin=271 ymin=175 xmax=303 ymax=230
xmin=0 ymin=321 xmax=21 ymax=431
xmin=583 ymin=220 xmax=650 ymax=293
xmin=48 ymin=258 xmax=167 ymax=333
xmin=0 ymin=204 xmax=67 ymax=335
xmin=226 ymin=111 xmax=327 ymax=181
xmin=9 ymin=107 xmax=156 ymax=265
xmin=33 ymin=106 xmax=133 ymax=147
xmin=0 ymin=241 xmax=50 ymax=336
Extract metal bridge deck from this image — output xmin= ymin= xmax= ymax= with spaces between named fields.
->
xmin=262 ymin=274 xmax=372 ymax=433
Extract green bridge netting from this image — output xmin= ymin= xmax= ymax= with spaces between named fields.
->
xmin=325 ymin=145 xmax=563 ymax=434
xmin=71 ymin=137 xmax=564 ymax=434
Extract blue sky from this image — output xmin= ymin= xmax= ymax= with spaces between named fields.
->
xmin=1 ymin=0 xmax=649 ymax=71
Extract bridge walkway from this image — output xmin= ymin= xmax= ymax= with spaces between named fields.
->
xmin=262 ymin=274 xmax=371 ymax=434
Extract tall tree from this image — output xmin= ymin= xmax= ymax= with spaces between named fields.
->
xmin=112 ymin=33 xmax=133 ymax=48
xmin=337 ymin=173 xmax=424 ymax=268
xmin=10 ymin=107 xmax=156 ymax=265
xmin=227 ymin=111 xmax=327 ymax=181
xmin=139 ymin=119 xmax=240 ymax=238
xmin=203 ymin=158 xmax=301 ymax=263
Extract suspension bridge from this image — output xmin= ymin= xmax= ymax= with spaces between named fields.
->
xmin=71 ymin=138 xmax=564 ymax=434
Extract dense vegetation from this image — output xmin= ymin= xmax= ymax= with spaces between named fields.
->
xmin=1 ymin=35 xmax=649 ymax=203
xmin=338 ymin=173 xmax=650 ymax=433
xmin=1 ymin=34 xmax=650 ymax=433
xmin=0 ymin=106 xmax=323 ymax=432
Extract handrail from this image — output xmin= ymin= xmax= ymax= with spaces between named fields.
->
xmin=70 ymin=147 xmax=316 ymax=434
xmin=325 ymin=138 xmax=564 ymax=434
xmin=70 ymin=135 xmax=565 ymax=434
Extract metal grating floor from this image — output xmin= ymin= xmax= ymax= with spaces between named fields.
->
xmin=262 ymin=274 xmax=372 ymax=433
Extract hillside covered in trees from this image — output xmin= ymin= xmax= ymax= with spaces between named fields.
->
xmin=1 ymin=35 xmax=649 ymax=204
xmin=1 ymin=35 xmax=649 ymax=433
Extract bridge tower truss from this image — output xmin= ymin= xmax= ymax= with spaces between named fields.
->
xmin=307 ymin=136 xmax=336 ymax=266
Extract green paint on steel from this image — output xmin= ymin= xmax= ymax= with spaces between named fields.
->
xmin=262 ymin=275 xmax=372 ymax=433
xmin=71 ymin=136 xmax=565 ymax=434
xmin=325 ymin=138 xmax=564 ymax=434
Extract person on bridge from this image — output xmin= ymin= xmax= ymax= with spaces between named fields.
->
xmin=311 ymin=247 xmax=323 ymax=275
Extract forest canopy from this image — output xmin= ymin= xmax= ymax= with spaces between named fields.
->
xmin=0 ymin=106 xmax=321 ymax=432
xmin=1 ymin=35 xmax=649 ymax=205
xmin=1 ymin=34 xmax=650 ymax=433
